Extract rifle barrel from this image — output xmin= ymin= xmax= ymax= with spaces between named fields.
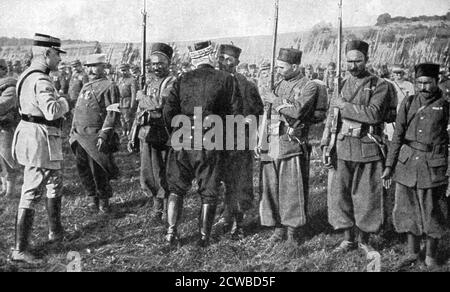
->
xmin=270 ymin=0 xmax=279 ymax=91
xmin=141 ymin=0 xmax=147 ymax=89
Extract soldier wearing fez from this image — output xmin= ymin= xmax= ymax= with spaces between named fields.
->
xmin=128 ymin=43 xmax=176 ymax=222
xmin=217 ymin=44 xmax=264 ymax=238
xmin=117 ymin=63 xmax=137 ymax=136
xmin=68 ymin=59 xmax=89 ymax=109
xmin=163 ymin=41 xmax=242 ymax=247
xmin=0 ymin=59 xmax=19 ymax=198
xmin=70 ymin=54 xmax=121 ymax=214
xmin=322 ymin=40 xmax=390 ymax=254
xmin=260 ymin=48 xmax=327 ymax=242
xmin=382 ymin=64 xmax=449 ymax=270
xmin=11 ymin=33 xmax=69 ymax=264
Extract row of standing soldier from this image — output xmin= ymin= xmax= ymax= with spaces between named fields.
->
xmin=1 ymin=33 xmax=449 ymax=270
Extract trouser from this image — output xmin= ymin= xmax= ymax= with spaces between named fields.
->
xmin=223 ymin=150 xmax=255 ymax=216
xmin=393 ymin=183 xmax=447 ymax=239
xmin=140 ymin=139 xmax=168 ymax=199
xmin=19 ymin=167 xmax=63 ymax=210
xmin=329 ymin=159 xmax=384 ymax=233
xmin=120 ymin=108 xmax=133 ymax=134
xmin=260 ymin=155 xmax=310 ymax=228
xmin=74 ymin=143 xmax=112 ymax=199
xmin=0 ymin=155 xmax=16 ymax=181
xmin=166 ymin=149 xmax=223 ymax=204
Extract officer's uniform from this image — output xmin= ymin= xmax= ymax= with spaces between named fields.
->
xmin=0 ymin=72 xmax=18 ymax=195
xmin=325 ymin=41 xmax=390 ymax=242
xmin=68 ymin=60 xmax=89 ymax=108
xmin=69 ymin=54 xmax=120 ymax=209
xmin=117 ymin=64 xmax=137 ymax=135
xmin=11 ymin=34 xmax=69 ymax=263
xmin=163 ymin=41 xmax=242 ymax=246
xmin=260 ymin=49 xmax=324 ymax=240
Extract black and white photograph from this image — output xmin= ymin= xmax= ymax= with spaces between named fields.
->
xmin=0 ymin=0 xmax=450 ymax=274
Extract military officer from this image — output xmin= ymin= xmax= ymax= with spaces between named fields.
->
xmin=11 ymin=33 xmax=69 ymax=264
xmin=382 ymin=64 xmax=449 ymax=270
xmin=69 ymin=54 xmax=121 ymax=214
xmin=217 ymin=44 xmax=264 ymax=239
xmin=259 ymin=48 xmax=326 ymax=243
xmin=117 ymin=63 xmax=137 ymax=136
xmin=321 ymin=40 xmax=390 ymax=254
xmin=163 ymin=41 xmax=242 ymax=247
xmin=68 ymin=59 xmax=89 ymax=109
xmin=128 ymin=43 xmax=176 ymax=222
xmin=0 ymin=59 xmax=19 ymax=197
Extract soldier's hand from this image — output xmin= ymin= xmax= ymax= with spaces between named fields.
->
xmin=127 ymin=140 xmax=136 ymax=153
xmin=97 ymin=137 xmax=107 ymax=153
xmin=381 ymin=167 xmax=393 ymax=190
xmin=322 ymin=147 xmax=333 ymax=169
xmin=263 ymin=92 xmax=277 ymax=104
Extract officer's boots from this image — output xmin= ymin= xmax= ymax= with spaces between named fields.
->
xmin=166 ymin=194 xmax=183 ymax=246
xmin=230 ymin=212 xmax=245 ymax=240
xmin=425 ymin=237 xmax=439 ymax=270
xmin=11 ymin=208 xmax=42 ymax=265
xmin=46 ymin=197 xmax=64 ymax=244
xmin=198 ymin=203 xmax=217 ymax=248
xmin=396 ymin=234 xmax=420 ymax=270
xmin=152 ymin=197 xmax=165 ymax=223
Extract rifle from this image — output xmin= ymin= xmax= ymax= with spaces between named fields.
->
xmin=324 ymin=0 xmax=343 ymax=168
xmin=255 ymin=0 xmax=279 ymax=160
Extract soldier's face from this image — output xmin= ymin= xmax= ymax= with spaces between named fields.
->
xmin=46 ymin=49 xmax=62 ymax=71
xmin=346 ymin=50 xmax=367 ymax=77
xmin=416 ymin=76 xmax=438 ymax=98
xmin=150 ymin=55 xmax=170 ymax=78
xmin=218 ymin=53 xmax=238 ymax=73
xmin=89 ymin=64 xmax=105 ymax=77
xmin=393 ymin=72 xmax=404 ymax=82
xmin=276 ymin=60 xmax=297 ymax=80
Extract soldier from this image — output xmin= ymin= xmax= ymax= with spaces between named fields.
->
xmin=128 ymin=43 xmax=176 ymax=222
xmin=237 ymin=63 xmax=250 ymax=78
xmin=382 ymin=64 xmax=449 ymax=270
xmin=259 ymin=48 xmax=327 ymax=243
xmin=11 ymin=33 xmax=69 ymax=264
xmin=117 ymin=63 xmax=137 ymax=136
xmin=0 ymin=59 xmax=19 ymax=197
xmin=131 ymin=65 xmax=141 ymax=81
xmin=217 ymin=44 xmax=264 ymax=238
xmin=439 ymin=67 xmax=450 ymax=100
xmin=163 ymin=41 xmax=242 ymax=247
xmin=322 ymin=40 xmax=390 ymax=254
xmin=12 ymin=60 xmax=23 ymax=77
xmin=69 ymin=54 xmax=121 ymax=214
xmin=305 ymin=65 xmax=314 ymax=80
xmin=68 ymin=59 xmax=89 ymax=109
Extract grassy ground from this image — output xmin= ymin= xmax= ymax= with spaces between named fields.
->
xmin=1 ymin=133 xmax=450 ymax=272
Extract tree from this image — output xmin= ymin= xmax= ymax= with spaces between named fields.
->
xmin=376 ymin=13 xmax=392 ymax=26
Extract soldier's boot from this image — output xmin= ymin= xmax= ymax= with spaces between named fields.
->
xmin=197 ymin=203 xmax=217 ymax=248
xmin=152 ymin=197 xmax=164 ymax=223
xmin=88 ymin=196 xmax=99 ymax=212
xmin=46 ymin=197 xmax=64 ymax=244
xmin=11 ymin=209 xmax=42 ymax=265
xmin=230 ymin=212 xmax=245 ymax=240
xmin=357 ymin=230 xmax=375 ymax=255
xmin=5 ymin=178 xmax=15 ymax=197
xmin=335 ymin=228 xmax=357 ymax=253
xmin=425 ymin=237 xmax=439 ymax=270
xmin=396 ymin=234 xmax=420 ymax=270
xmin=287 ymin=227 xmax=297 ymax=244
xmin=270 ymin=225 xmax=287 ymax=242
xmin=166 ymin=194 xmax=183 ymax=246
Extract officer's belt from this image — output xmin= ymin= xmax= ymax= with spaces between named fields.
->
xmin=406 ymin=140 xmax=442 ymax=153
xmin=21 ymin=114 xmax=63 ymax=128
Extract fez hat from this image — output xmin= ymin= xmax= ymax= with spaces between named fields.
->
xmin=70 ymin=59 xmax=82 ymax=67
xmin=118 ymin=63 xmax=130 ymax=70
xmin=151 ymin=43 xmax=174 ymax=61
xmin=84 ymin=54 xmax=107 ymax=66
xmin=277 ymin=48 xmax=302 ymax=65
xmin=189 ymin=41 xmax=213 ymax=59
xmin=33 ymin=33 xmax=66 ymax=54
xmin=218 ymin=44 xmax=242 ymax=59
xmin=346 ymin=40 xmax=369 ymax=57
xmin=415 ymin=63 xmax=440 ymax=79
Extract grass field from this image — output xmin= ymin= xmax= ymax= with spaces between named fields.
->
xmin=1 ymin=132 xmax=450 ymax=272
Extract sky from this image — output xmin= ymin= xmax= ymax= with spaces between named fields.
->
xmin=0 ymin=0 xmax=449 ymax=42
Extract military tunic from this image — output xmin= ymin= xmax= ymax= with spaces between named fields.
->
xmin=326 ymin=71 xmax=390 ymax=233
xmin=68 ymin=71 xmax=89 ymax=107
xmin=223 ymin=73 xmax=264 ymax=215
xmin=12 ymin=61 xmax=69 ymax=210
xmin=386 ymin=91 xmax=449 ymax=238
xmin=117 ymin=76 xmax=137 ymax=134
xmin=69 ymin=76 xmax=120 ymax=199
xmin=0 ymin=77 xmax=18 ymax=180
xmin=163 ymin=64 xmax=242 ymax=204
xmin=260 ymin=73 xmax=321 ymax=228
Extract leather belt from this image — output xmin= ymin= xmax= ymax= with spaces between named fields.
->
xmin=21 ymin=114 xmax=63 ymax=128
xmin=406 ymin=140 xmax=433 ymax=152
